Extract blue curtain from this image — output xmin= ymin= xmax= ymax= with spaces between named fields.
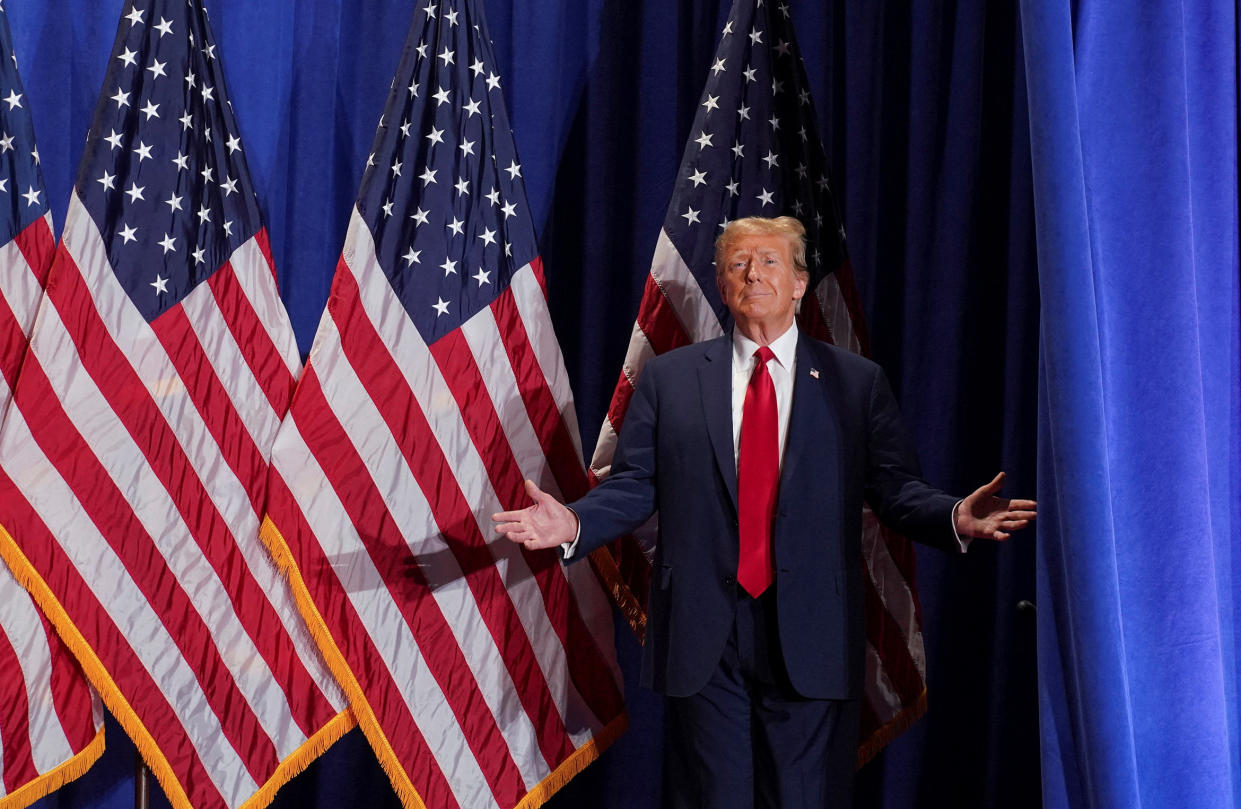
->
xmin=12 ymin=1 xmax=1042 ymax=807
xmin=1020 ymin=1 xmax=1241 ymax=807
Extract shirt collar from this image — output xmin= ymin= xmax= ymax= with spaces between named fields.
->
xmin=732 ymin=320 xmax=799 ymax=370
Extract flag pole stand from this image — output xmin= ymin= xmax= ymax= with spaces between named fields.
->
xmin=134 ymin=753 xmax=150 ymax=809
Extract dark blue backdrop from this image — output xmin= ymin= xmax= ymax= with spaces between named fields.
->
xmin=13 ymin=1 xmax=1042 ymax=807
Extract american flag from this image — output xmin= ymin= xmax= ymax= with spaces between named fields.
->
xmin=259 ymin=2 xmax=625 ymax=808
xmin=0 ymin=6 xmax=105 ymax=807
xmin=0 ymin=3 xmax=351 ymax=809
xmin=586 ymin=0 xmax=929 ymax=764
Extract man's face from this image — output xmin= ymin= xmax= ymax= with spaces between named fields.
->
xmin=716 ymin=233 xmax=807 ymax=338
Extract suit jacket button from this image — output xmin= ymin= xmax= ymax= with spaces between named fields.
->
xmin=722 ymin=574 xmax=736 ymax=586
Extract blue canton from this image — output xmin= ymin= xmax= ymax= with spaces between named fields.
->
xmin=663 ymin=0 xmax=849 ymax=330
xmin=356 ymin=0 xmax=539 ymax=346
xmin=0 ymin=3 xmax=49 ymax=244
xmin=78 ymin=0 xmax=263 ymax=322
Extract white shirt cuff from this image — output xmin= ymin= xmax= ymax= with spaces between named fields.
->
xmin=560 ymin=507 xmax=582 ymax=559
xmin=952 ymin=500 xmax=972 ymax=553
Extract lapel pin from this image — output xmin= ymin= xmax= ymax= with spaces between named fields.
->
xmin=809 ymin=368 xmax=820 ymax=379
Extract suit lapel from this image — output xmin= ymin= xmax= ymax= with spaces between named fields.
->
xmin=779 ymin=335 xmax=841 ymax=509
xmin=699 ymin=336 xmax=738 ymax=511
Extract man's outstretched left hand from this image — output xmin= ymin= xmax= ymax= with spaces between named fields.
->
xmin=955 ymin=472 xmax=1037 ymax=541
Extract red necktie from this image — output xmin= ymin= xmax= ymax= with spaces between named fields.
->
xmin=737 ymin=346 xmax=778 ymax=597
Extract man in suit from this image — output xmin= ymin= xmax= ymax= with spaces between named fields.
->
xmin=493 ymin=216 xmax=1035 ymax=808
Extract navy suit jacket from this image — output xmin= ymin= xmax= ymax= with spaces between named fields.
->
xmin=571 ymin=332 xmax=959 ymax=700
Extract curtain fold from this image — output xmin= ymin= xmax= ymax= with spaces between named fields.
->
xmin=1021 ymin=0 xmax=1240 ymax=806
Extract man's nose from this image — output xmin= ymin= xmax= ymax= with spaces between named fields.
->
xmin=745 ymin=262 xmax=759 ymax=280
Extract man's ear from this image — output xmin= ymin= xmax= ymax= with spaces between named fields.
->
xmin=793 ymin=275 xmax=808 ymax=301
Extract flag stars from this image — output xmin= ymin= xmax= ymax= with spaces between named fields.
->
xmin=688 ymin=169 xmax=707 ymax=187
xmin=118 ymin=224 xmax=138 ymax=244
xmin=422 ymin=1 xmax=437 ymax=16
xmin=154 ymin=17 xmax=173 ymax=36
xmin=485 ymin=188 xmax=500 ymax=206
xmin=485 ymin=72 xmax=501 ymax=91
xmin=775 ymin=40 xmax=791 ymax=56
xmin=223 ymin=220 xmax=233 ymax=237
xmin=0 ymin=133 xmax=11 ymax=152
xmin=197 ymin=204 xmax=211 ymax=223
xmin=165 ymin=193 xmax=182 ymax=212
xmin=0 ymin=180 xmax=7 ymax=194
xmin=426 ymin=126 xmax=445 ymax=146
xmin=179 ymin=112 xmax=193 ymax=130
xmin=172 ymin=151 xmax=189 ymax=171
xmin=193 ymin=246 xmax=207 ymax=264
xmin=463 ymin=98 xmax=481 ymax=117
xmin=382 ymin=199 xmax=394 ymax=217
xmin=444 ymin=8 xmax=458 ymax=25
xmin=411 ymin=207 xmax=430 ymax=225
xmin=118 ymin=47 xmax=138 ymax=67
xmin=763 ymin=150 xmax=779 ymax=169
xmin=419 ymin=166 xmax=437 ymax=186
xmin=432 ymin=298 xmax=450 ymax=316
xmin=391 ymin=158 xmax=402 ymax=176
xmin=201 ymin=85 xmax=215 ymax=102
xmin=438 ymin=47 xmax=455 ymax=66
xmin=147 ymin=59 xmax=167 ymax=79
xmin=702 ymin=94 xmax=719 ymax=113
xmin=185 ymin=70 xmax=196 ymax=88
xmin=159 ymin=233 xmax=177 ymax=254
xmin=454 ymin=178 xmax=469 ymax=196
xmin=732 ymin=141 xmax=744 ymax=159
xmin=799 ymin=89 xmax=811 ymax=106
xmin=440 ymin=257 xmax=458 ymax=275
xmin=501 ymin=201 xmax=517 ymax=219
xmin=738 ymin=104 xmax=750 ymax=121
xmin=447 ymin=217 xmax=464 ymax=236
xmin=459 ymin=139 xmax=476 ymax=157
xmin=125 ymin=182 xmax=145 ymax=203
xmin=151 ymin=275 xmax=169 ymax=294
xmin=140 ymin=100 xmax=160 ymax=120
xmin=433 ymin=86 xmax=451 ymax=106
xmin=98 ymin=171 xmax=116 ymax=191
xmin=757 ymin=188 xmax=774 ymax=207
xmin=711 ymin=58 xmax=726 ymax=75
xmin=226 ymin=134 xmax=242 ymax=153
xmin=403 ymin=247 xmax=421 ymax=265
xmin=772 ymin=78 xmax=784 ymax=95
xmin=769 ymin=115 xmax=780 ymax=131
xmin=21 ymin=186 xmax=39 ymax=207
xmin=202 ymin=42 xmax=216 ymax=60
xmin=111 ymin=88 xmax=130 ymax=108
xmin=748 ymin=27 xmax=763 ymax=45
xmin=221 ymin=177 xmax=238 ymax=196
xmin=473 ymin=268 xmax=491 ymax=286
xmin=200 ymin=166 xmax=214 ymax=182
xmin=682 ymin=206 xmax=700 ymax=226
xmin=695 ymin=130 xmax=713 ymax=149
xmin=105 ymin=129 xmax=124 ymax=149
xmin=125 ymin=6 xmax=144 ymax=25
xmin=743 ymin=67 xmax=757 ymax=83
xmin=480 ymin=227 xmax=497 ymax=246
xmin=726 ymin=179 xmax=740 ymax=196
xmin=505 ymin=160 xmax=521 ymax=180
xmin=469 ymin=58 xmax=486 ymax=77
xmin=400 ymin=120 xmax=412 ymax=137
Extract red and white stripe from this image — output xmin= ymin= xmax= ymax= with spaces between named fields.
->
xmin=0 ymin=196 xmax=348 ymax=809
xmin=588 ymin=225 xmax=929 ymax=760
xmin=0 ymin=212 xmax=106 ymax=809
xmin=266 ymin=209 xmax=624 ymax=809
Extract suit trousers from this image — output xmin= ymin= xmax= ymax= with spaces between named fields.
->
xmin=662 ymin=588 xmax=860 ymax=809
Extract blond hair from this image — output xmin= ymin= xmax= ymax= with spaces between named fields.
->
xmin=714 ymin=216 xmax=809 ymax=281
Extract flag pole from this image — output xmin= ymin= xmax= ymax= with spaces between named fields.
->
xmin=134 ymin=753 xmax=150 ymax=809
